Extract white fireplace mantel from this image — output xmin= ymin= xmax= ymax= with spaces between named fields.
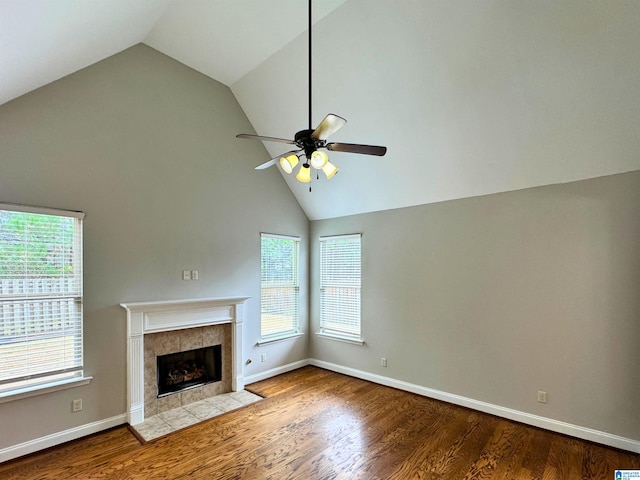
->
xmin=120 ymin=297 xmax=249 ymax=426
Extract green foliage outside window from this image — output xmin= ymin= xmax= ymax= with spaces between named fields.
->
xmin=0 ymin=211 xmax=75 ymax=278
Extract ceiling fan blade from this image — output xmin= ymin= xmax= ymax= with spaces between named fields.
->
xmin=312 ymin=114 xmax=347 ymax=140
xmin=254 ymin=159 xmax=277 ymax=170
xmin=237 ymin=133 xmax=296 ymax=145
xmin=326 ymin=142 xmax=387 ymax=156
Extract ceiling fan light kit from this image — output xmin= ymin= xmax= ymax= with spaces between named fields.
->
xmin=322 ymin=161 xmax=339 ymax=179
xmin=236 ymin=0 xmax=387 ymax=189
xmin=280 ymin=154 xmax=299 ymax=174
xmin=296 ymin=165 xmax=312 ymax=183
xmin=310 ymin=150 xmax=328 ymax=169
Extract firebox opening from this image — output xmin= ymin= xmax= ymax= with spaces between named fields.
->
xmin=157 ymin=344 xmax=222 ymax=398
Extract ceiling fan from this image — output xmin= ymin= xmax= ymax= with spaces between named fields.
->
xmin=236 ymin=0 xmax=387 ymax=187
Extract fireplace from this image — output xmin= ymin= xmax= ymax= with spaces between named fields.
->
xmin=120 ymin=297 xmax=249 ymax=426
xmin=157 ymin=344 xmax=222 ymax=397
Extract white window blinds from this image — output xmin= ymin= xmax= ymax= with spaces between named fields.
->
xmin=320 ymin=234 xmax=361 ymax=338
xmin=260 ymin=234 xmax=300 ymax=338
xmin=0 ymin=204 xmax=84 ymax=392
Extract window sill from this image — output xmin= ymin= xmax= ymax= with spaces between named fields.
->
xmin=316 ymin=332 xmax=365 ymax=345
xmin=0 ymin=376 xmax=93 ymax=404
xmin=257 ymin=332 xmax=305 ymax=346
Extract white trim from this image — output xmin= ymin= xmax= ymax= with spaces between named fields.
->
xmin=0 ymin=376 xmax=92 ymax=404
xmin=0 ymin=413 xmax=127 ymax=463
xmin=0 ymin=360 xmax=308 ymax=462
xmin=119 ymin=296 xmax=250 ymax=313
xmin=0 ymin=202 xmax=85 ymax=219
xmin=257 ymin=332 xmax=305 ymax=346
xmin=309 ymin=359 xmax=640 ymax=454
xmin=2 ymin=359 xmax=639 ymax=460
xmin=143 ymin=305 xmax=234 ymax=333
xmin=315 ymin=331 xmax=365 ymax=345
xmin=260 ymin=232 xmax=301 ymax=241
xmin=245 ymin=359 xmax=311 ymax=385
xmin=318 ymin=233 xmax=361 ymax=241
xmin=120 ymin=297 xmax=249 ymax=425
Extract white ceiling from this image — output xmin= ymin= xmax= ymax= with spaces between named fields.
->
xmin=2 ymin=0 xmax=640 ymax=220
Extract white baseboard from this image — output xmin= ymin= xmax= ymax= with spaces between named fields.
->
xmin=244 ymin=359 xmax=311 ymax=386
xmin=0 ymin=413 xmax=127 ymax=463
xmin=310 ymin=359 xmax=640 ymax=454
xmin=3 ymin=359 xmax=639 ymax=463
xmin=0 ymin=359 xmax=314 ymax=464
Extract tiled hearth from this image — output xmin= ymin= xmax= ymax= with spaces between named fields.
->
xmin=132 ymin=389 xmax=262 ymax=442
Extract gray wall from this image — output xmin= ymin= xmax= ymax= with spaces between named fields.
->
xmin=2 ymin=41 xmax=639 ymax=454
xmin=0 ymin=44 xmax=309 ymax=450
xmin=310 ymin=171 xmax=640 ymax=441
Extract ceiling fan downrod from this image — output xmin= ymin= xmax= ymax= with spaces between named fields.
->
xmin=308 ymin=0 xmax=312 ymax=132
xmin=235 ymin=0 xmax=387 ymax=184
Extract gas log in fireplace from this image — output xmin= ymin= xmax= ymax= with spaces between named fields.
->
xmin=156 ymin=344 xmax=222 ymax=397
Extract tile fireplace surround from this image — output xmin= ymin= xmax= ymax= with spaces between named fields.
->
xmin=120 ymin=297 xmax=249 ymax=426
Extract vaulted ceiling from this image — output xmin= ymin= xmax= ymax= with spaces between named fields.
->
xmin=2 ymin=0 xmax=640 ymax=220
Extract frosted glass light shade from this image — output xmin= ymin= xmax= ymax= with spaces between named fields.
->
xmin=296 ymin=165 xmax=311 ymax=183
xmin=279 ymin=154 xmax=299 ymax=174
xmin=322 ymin=161 xmax=339 ymax=179
xmin=310 ymin=150 xmax=329 ymax=169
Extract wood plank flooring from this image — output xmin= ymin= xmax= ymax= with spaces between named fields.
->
xmin=1 ymin=366 xmax=639 ymax=479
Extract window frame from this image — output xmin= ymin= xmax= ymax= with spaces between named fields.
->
xmin=259 ymin=233 xmax=302 ymax=344
xmin=0 ymin=203 xmax=90 ymax=402
xmin=317 ymin=233 xmax=363 ymax=344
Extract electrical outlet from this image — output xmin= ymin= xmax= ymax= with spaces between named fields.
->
xmin=191 ymin=270 xmax=199 ymax=280
xmin=537 ymin=391 xmax=547 ymax=403
xmin=381 ymin=357 xmax=387 ymax=367
xmin=72 ymin=399 xmax=83 ymax=412
xmin=182 ymin=270 xmax=190 ymax=281
xmin=261 ymin=353 xmax=267 ymax=362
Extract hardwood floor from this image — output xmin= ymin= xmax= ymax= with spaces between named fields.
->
xmin=1 ymin=366 xmax=639 ymax=479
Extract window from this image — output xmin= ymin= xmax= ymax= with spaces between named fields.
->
xmin=0 ymin=204 xmax=85 ymax=395
xmin=260 ymin=234 xmax=300 ymax=339
xmin=319 ymin=234 xmax=362 ymax=341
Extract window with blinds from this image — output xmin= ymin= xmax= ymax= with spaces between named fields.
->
xmin=260 ymin=234 xmax=300 ymax=338
xmin=0 ymin=204 xmax=84 ymax=393
xmin=319 ymin=234 xmax=361 ymax=339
